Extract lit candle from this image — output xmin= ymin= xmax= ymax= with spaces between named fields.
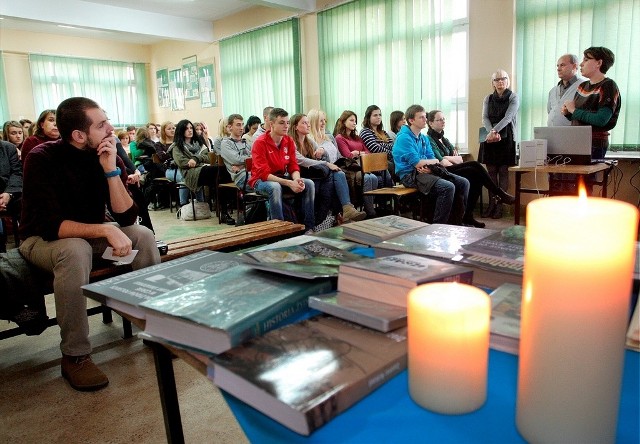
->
xmin=408 ymin=282 xmax=490 ymax=414
xmin=516 ymin=194 xmax=639 ymax=443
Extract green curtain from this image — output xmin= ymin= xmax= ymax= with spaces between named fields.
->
xmin=220 ymin=19 xmax=302 ymax=119
xmin=29 ymin=54 xmax=148 ymax=127
xmin=0 ymin=52 xmax=10 ymax=124
xmin=318 ymin=0 xmax=468 ymax=146
xmin=516 ymin=0 xmax=639 ymax=150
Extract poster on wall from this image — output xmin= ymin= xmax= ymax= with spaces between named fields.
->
xmin=156 ymin=68 xmax=170 ymax=108
xmin=199 ymin=62 xmax=216 ymax=108
xmin=169 ymin=68 xmax=185 ymax=111
xmin=182 ymin=55 xmax=199 ymax=100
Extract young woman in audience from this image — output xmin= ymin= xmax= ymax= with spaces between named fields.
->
xmin=333 ymin=110 xmax=379 ymax=217
xmin=116 ymin=130 xmax=130 ymax=153
xmin=308 ymin=108 xmax=340 ymax=163
xmin=194 ymin=122 xmax=213 ymax=151
xmin=387 ymin=110 xmax=406 ymax=142
xmin=19 ymin=119 xmax=32 ymax=135
xmin=20 ymin=109 xmax=59 ymax=164
xmin=427 ymin=109 xmax=515 ymax=228
xmin=162 ymin=121 xmax=201 ymax=205
xmin=146 ymin=123 xmax=160 ymax=143
xmin=289 ymin=113 xmax=366 ymax=226
xmin=3 ymin=121 xmax=24 ymax=156
xmin=171 ymin=119 xmax=234 ymax=224
xmin=242 ymin=115 xmax=261 ymax=145
xmin=211 ymin=118 xmax=228 ymax=155
xmin=360 ymin=105 xmax=395 ymax=186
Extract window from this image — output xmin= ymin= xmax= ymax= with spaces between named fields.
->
xmin=0 ymin=53 xmax=9 ymax=123
xmin=318 ymin=0 xmax=469 ymax=148
xmin=29 ymin=54 xmax=149 ymax=127
xmin=219 ymin=19 xmax=302 ymax=119
xmin=516 ymin=0 xmax=638 ymax=151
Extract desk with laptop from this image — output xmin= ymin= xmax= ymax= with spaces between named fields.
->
xmin=509 ymin=126 xmax=615 ymax=224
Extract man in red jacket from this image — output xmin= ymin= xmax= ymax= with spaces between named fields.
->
xmin=249 ymin=108 xmax=315 ymax=232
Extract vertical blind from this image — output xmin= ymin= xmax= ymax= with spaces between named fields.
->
xmin=29 ymin=54 xmax=149 ymax=127
xmin=0 ymin=53 xmax=9 ymax=123
xmin=516 ymin=0 xmax=639 ymax=149
xmin=219 ymin=19 xmax=302 ymax=119
xmin=318 ymin=0 xmax=469 ymax=146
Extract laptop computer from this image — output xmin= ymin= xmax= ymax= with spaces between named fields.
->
xmin=533 ymin=126 xmax=593 ymax=165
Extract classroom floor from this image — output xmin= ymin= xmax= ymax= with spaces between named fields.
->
xmin=0 ymin=204 xmax=515 ymax=443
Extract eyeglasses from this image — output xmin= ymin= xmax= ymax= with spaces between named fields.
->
xmin=493 ymin=77 xmax=508 ymax=82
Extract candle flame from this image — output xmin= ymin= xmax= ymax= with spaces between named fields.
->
xmin=578 ymin=178 xmax=587 ymax=200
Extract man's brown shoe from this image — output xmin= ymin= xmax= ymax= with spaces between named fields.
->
xmin=61 ymin=354 xmax=109 ymax=391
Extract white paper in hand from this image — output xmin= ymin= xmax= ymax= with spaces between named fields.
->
xmin=102 ymin=247 xmax=138 ymax=264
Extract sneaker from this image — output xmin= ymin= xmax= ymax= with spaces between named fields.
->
xmin=313 ymin=214 xmax=335 ymax=232
xmin=61 ymin=354 xmax=109 ymax=392
xmin=342 ymin=204 xmax=366 ymax=223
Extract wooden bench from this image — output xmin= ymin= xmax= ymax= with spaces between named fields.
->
xmin=0 ymin=220 xmax=305 ymax=340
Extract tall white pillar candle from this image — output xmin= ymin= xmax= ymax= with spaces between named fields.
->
xmin=516 ymin=195 xmax=639 ymax=443
xmin=408 ymin=282 xmax=490 ymax=414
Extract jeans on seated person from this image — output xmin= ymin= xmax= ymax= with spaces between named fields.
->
xmin=166 ymin=168 xmax=204 ymax=205
xmin=254 ymin=178 xmax=315 ymax=231
xmin=362 ymin=172 xmax=378 ymax=216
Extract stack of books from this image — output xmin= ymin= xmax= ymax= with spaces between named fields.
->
xmin=488 ymin=282 xmax=522 ymax=355
xmin=341 ymin=215 xmax=427 ymax=245
xmin=337 ymin=253 xmax=473 ymax=307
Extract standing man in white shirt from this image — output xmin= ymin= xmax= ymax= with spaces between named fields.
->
xmin=547 ymin=54 xmax=584 ymax=127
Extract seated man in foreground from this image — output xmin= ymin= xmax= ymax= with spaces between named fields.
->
xmin=19 ymin=97 xmax=161 ymax=391
xmin=249 ymin=107 xmax=315 ymax=233
xmin=393 ymin=104 xmax=469 ymax=224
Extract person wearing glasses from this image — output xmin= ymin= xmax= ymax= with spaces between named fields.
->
xmin=562 ymin=47 xmax=621 ymax=161
xmin=479 ymin=69 xmax=519 ymax=219
xmin=427 ymin=110 xmax=514 ymax=228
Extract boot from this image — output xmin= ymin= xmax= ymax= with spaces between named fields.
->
xmin=482 ymin=195 xmax=496 ymax=218
xmin=462 ymin=215 xmax=486 ymax=228
xmin=496 ymin=188 xmax=516 ymax=205
xmin=342 ymin=204 xmax=366 ymax=223
xmin=491 ymin=200 xmax=504 ymax=219
xmin=61 ymin=354 xmax=109 ymax=391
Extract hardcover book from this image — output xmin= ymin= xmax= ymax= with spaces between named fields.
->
xmin=337 ymin=254 xmax=474 ymax=307
xmin=374 ymin=224 xmax=495 ymax=260
xmin=459 ymin=225 xmax=526 ymax=269
xmin=210 ymin=315 xmax=408 ymax=436
xmin=341 ymin=215 xmax=428 ymax=245
xmin=82 ymin=250 xmax=242 ymax=319
xmin=308 ymin=292 xmax=407 ymax=332
xmin=454 ymin=254 xmax=523 ymax=289
xmin=139 ymin=265 xmax=333 ymax=354
xmin=488 ymin=282 xmax=522 ymax=355
xmin=241 ymin=240 xmax=366 ymax=279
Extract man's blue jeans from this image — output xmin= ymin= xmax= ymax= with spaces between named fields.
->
xmin=254 ymin=179 xmax=315 ymax=230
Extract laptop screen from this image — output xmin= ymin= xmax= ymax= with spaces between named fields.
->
xmin=533 ymin=126 xmax=592 ymax=165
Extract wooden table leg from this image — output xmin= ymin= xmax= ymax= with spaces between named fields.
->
xmin=150 ymin=341 xmax=185 ymax=444
xmin=514 ymin=172 xmax=523 ymax=225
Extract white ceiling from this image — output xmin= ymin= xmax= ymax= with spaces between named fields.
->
xmin=0 ymin=0 xmax=316 ymax=44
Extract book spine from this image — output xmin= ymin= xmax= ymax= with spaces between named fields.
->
xmin=302 ymin=355 xmax=407 ymax=433
xmin=338 ymin=274 xmax=411 ymax=307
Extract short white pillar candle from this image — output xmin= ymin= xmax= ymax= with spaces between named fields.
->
xmin=408 ymin=282 xmax=491 ymax=414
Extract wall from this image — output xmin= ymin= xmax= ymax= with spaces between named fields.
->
xmin=0 ymin=28 xmax=149 ymax=122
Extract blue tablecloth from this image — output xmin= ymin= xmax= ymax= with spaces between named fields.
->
xmin=224 ymin=349 xmax=640 ymax=443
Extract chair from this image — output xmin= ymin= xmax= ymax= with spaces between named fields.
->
xmin=157 ymin=154 xmax=198 ymax=219
xmin=234 ymin=158 xmax=269 ymax=224
xmin=209 ymin=152 xmax=235 ymax=223
xmin=360 ymin=152 xmax=420 ymax=217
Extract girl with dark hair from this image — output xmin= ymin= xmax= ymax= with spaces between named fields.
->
xmin=242 ymin=115 xmax=262 ymax=145
xmin=427 ymin=110 xmax=514 ymax=228
xmin=333 ymin=110 xmax=379 ymax=217
xmin=360 ymin=105 xmax=394 ymax=187
xmin=171 ymin=119 xmax=235 ymax=224
xmin=20 ymin=109 xmax=60 ymax=165
xmin=388 ymin=110 xmax=405 ymax=141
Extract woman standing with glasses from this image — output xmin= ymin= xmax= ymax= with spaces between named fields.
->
xmin=479 ymin=69 xmax=519 ymax=219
